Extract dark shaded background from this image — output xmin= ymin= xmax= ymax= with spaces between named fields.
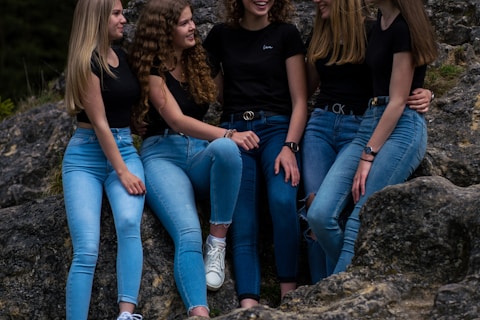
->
xmin=0 ymin=0 xmax=129 ymax=104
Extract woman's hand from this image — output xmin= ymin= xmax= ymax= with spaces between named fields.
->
xmin=118 ymin=171 xmax=146 ymax=195
xmin=407 ymin=88 xmax=432 ymax=113
xmin=230 ymin=130 xmax=260 ymax=151
xmin=352 ymin=158 xmax=372 ymax=203
xmin=274 ymin=147 xmax=300 ymax=187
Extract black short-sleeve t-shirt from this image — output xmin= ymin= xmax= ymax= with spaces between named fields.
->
xmin=76 ymin=46 xmax=140 ymax=128
xmin=143 ymin=60 xmax=209 ymax=139
xmin=203 ymin=22 xmax=306 ymax=116
xmin=312 ymin=20 xmax=376 ymax=114
xmin=365 ymin=13 xmax=426 ymax=96
xmin=314 ymin=55 xmax=372 ymax=114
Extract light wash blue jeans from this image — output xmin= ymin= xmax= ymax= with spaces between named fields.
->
xmin=308 ymin=101 xmax=427 ymax=274
xmin=140 ymin=133 xmax=241 ymax=313
xmin=62 ymin=127 xmax=145 ymax=320
xmin=221 ymin=114 xmax=300 ymax=302
xmin=301 ymin=108 xmax=363 ymax=283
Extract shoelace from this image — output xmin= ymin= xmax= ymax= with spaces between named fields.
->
xmin=206 ymin=244 xmax=225 ymax=273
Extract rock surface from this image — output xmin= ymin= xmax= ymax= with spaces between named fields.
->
xmin=1 ymin=0 xmax=480 ymax=319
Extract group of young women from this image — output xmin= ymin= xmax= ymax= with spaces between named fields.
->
xmin=62 ymin=0 xmax=437 ymax=319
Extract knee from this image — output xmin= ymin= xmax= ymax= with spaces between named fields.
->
xmin=116 ymin=213 xmax=141 ymax=235
xmin=73 ymin=244 xmax=99 ymax=268
xmin=307 ymin=203 xmax=335 ymax=232
xmin=209 ymin=139 xmax=241 ymax=163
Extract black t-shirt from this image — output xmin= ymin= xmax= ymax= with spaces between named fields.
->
xmin=76 ymin=46 xmax=140 ymax=128
xmin=314 ymin=54 xmax=372 ymax=113
xmin=313 ymin=20 xmax=375 ymax=114
xmin=203 ymin=22 xmax=306 ymax=116
xmin=365 ymin=13 xmax=426 ymax=96
xmin=143 ymin=61 xmax=209 ymax=139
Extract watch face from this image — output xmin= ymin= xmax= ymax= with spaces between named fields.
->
xmin=364 ymin=146 xmax=376 ymax=155
xmin=285 ymin=142 xmax=299 ymax=152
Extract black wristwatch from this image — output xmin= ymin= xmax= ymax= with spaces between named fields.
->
xmin=284 ymin=142 xmax=300 ymax=153
xmin=364 ymin=146 xmax=377 ymax=156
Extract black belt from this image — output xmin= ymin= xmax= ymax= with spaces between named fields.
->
xmin=221 ymin=110 xmax=283 ymax=122
xmin=322 ymin=103 xmax=363 ymax=116
xmin=369 ymin=96 xmax=390 ymax=106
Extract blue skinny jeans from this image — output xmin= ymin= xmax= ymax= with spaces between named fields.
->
xmin=308 ymin=102 xmax=427 ymax=274
xmin=62 ymin=127 xmax=145 ymax=320
xmin=301 ymin=108 xmax=363 ymax=283
xmin=221 ymin=114 xmax=300 ymax=302
xmin=140 ymin=133 xmax=241 ymax=314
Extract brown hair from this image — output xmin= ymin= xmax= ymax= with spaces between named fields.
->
xmin=393 ymin=0 xmax=438 ymax=66
xmin=222 ymin=0 xmax=295 ymax=27
xmin=129 ymin=0 xmax=216 ymax=124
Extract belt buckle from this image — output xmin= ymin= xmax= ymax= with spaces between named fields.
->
xmin=371 ymin=97 xmax=378 ymax=106
xmin=243 ymin=111 xmax=255 ymax=121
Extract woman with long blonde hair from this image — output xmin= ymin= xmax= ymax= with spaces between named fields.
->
xmin=63 ymin=0 xmax=145 ymax=319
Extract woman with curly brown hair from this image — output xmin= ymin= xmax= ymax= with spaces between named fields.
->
xmin=129 ymin=0 xmax=259 ymax=317
xmin=203 ymin=0 xmax=308 ymax=308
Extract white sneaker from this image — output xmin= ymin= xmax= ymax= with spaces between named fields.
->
xmin=204 ymin=239 xmax=226 ymax=291
xmin=117 ymin=311 xmax=143 ymax=320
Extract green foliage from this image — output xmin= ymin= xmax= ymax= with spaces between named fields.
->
xmin=425 ymin=64 xmax=465 ymax=98
xmin=0 ymin=97 xmax=15 ymax=121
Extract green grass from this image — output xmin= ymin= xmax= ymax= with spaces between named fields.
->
xmin=0 ymin=96 xmax=15 ymax=121
xmin=425 ymin=64 xmax=465 ymax=97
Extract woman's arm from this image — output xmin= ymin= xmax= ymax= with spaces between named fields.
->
xmin=352 ymin=51 xmax=414 ymax=202
xmin=274 ymin=54 xmax=308 ymax=186
xmin=82 ymin=72 xmax=146 ymax=195
xmin=149 ymin=75 xmax=259 ymax=150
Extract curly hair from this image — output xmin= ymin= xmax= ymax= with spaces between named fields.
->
xmin=129 ymin=0 xmax=216 ymax=125
xmin=222 ymin=0 xmax=294 ymax=27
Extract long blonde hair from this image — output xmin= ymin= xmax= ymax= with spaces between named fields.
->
xmin=129 ymin=0 xmax=216 ymax=125
xmin=307 ymin=0 xmax=367 ymax=66
xmin=64 ymin=0 xmax=117 ymax=115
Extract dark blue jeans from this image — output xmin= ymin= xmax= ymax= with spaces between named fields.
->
xmin=221 ymin=114 xmax=300 ymax=301
xmin=301 ymin=108 xmax=363 ymax=283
